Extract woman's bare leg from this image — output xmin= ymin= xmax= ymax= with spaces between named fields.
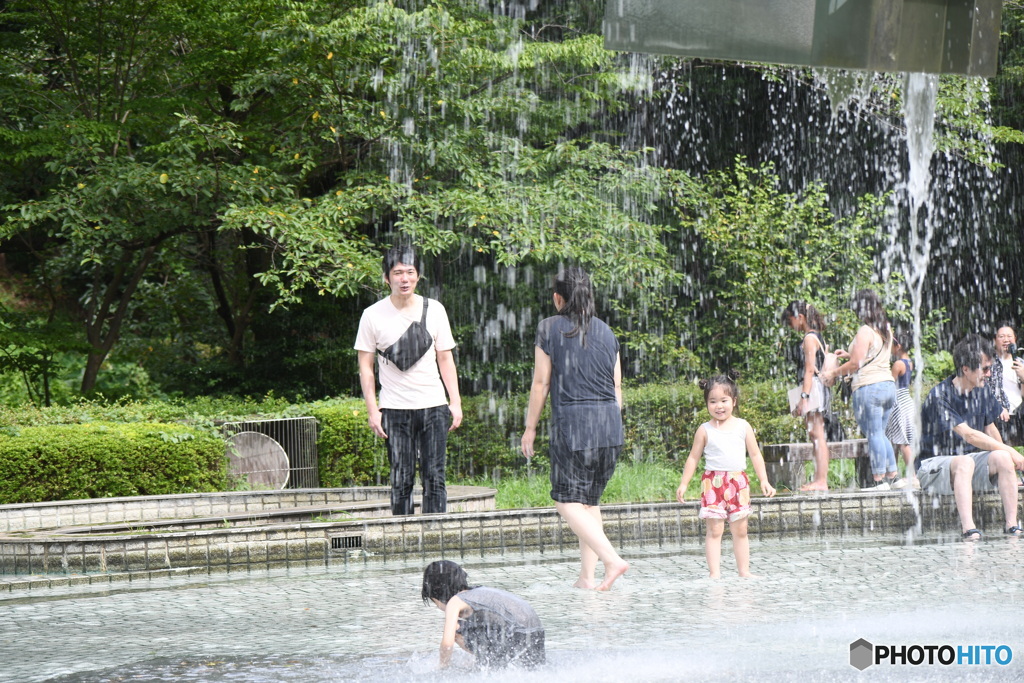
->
xmin=575 ymin=534 xmax=599 ymax=589
xmin=899 ymin=444 xmax=917 ymax=485
xmin=801 ymin=412 xmax=829 ymax=491
xmin=556 ymin=502 xmax=629 ymax=590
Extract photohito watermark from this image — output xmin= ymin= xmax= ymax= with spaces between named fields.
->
xmin=850 ymin=639 xmax=1013 ymax=671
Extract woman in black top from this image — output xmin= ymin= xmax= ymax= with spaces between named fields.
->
xmin=521 ymin=267 xmax=629 ymax=590
xmin=783 ymin=301 xmax=833 ymax=491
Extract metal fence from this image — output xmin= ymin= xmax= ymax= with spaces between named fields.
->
xmin=222 ymin=417 xmax=319 ymax=489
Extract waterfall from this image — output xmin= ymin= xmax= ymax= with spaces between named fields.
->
xmin=900 ymin=73 xmax=939 ymax=429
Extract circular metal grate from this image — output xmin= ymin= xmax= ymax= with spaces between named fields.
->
xmin=225 ymin=431 xmax=290 ymax=490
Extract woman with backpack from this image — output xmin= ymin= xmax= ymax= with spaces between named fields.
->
xmin=783 ymin=301 xmax=834 ymax=492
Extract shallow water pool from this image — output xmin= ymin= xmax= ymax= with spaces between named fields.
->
xmin=2 ymin=532 xmax=1021 ymax=682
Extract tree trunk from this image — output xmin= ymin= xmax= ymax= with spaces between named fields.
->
xmin=79 ymin=245 xmax=158 ymax=394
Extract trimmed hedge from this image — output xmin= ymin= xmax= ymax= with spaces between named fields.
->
xmin=0 ymin=380 xmax=851 ymax=499
xmin=583 ymin=380 xmax=808 ymax=465
xmin=310 ymin=380 xmax=818 ymax=485
xmin=307 ymin=395 xmax=541 ymax=486
xmin=447 ymin=391 xmax=542 ymax=479
xmin=0 ymin=422 xmax=229 ymax=504
xmin=0 ymin=395 xmax=298 ymax=429
xmin=307 ymin=400 xmax=388 ymax=486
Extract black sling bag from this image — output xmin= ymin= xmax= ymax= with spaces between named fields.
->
xmin=379 ymin=298 xmax=433 ymax=371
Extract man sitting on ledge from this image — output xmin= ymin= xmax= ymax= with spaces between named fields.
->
xmin=917 ymin=334 xmax=1024 ymax=540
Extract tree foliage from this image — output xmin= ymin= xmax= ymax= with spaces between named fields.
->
xmin=0 ymin=307 xmax=84 ymax=406
xmin=218 ymin=1 xmax=685 ymax=304
xmin=0 ymin=0 xmax=688 ymax=395
xmin=674 ymin=158 xmax=886 ymax=376
xmin=0 ymin=0 xmax=1021 ymax=402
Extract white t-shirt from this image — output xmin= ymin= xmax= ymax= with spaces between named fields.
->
xmin=1000 ymin=356 xmax=1022 ymax=414
xmin=354 ymin=295 xmax=456 ymax=410
xmin=702 ymin=418 xmax=750 ymax=472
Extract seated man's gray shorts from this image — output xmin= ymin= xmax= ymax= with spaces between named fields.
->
xmin=916 ymin=452 xmax=997 ymax=496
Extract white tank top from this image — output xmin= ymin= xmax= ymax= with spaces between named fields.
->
xmin=703 ymin=418 xmax=749 ymax=471
xmin=851 ymin=329 xmax=893 ymax=390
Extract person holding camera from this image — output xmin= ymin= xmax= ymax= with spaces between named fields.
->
xmin=991 ymin=322 xmax=1024 ymax=447
xmin=355 ymin=245 xmax=463 ymax=515
xmin=917 ymin=335 xmax=1024 ymax=540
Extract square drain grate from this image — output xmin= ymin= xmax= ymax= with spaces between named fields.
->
xmin=331 ymin=535 xmax=363 ymax=550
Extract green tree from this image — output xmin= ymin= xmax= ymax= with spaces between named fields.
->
xmin=1 ymin=0 xmax=690 ymax=396
xmin=0 ymin=307 xmax=84 ymax=406
xmin=4 ymin=0 xmax=1020 ymax=401
xmin=219 ymin=1 xmax=687 ymax=305
xmin=1 ymin=1 xmax=272 ymax=391
xmin=673 ymin=158 xmax=886 ymax=376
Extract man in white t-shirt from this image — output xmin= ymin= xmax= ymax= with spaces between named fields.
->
xmin=354 ymin=246 xmax=462 ymax=515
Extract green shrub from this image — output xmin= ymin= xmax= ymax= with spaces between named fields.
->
xmin=0 ymin=379 xmax=867 ymax=495
xmin=0 ymin=422 xmax=228 ymax=504
xmin=447 ymin=392 xmax=539 ymax=479
xmin=620 ymin=379 xmax=814 ymax=464
xmin=308 ymin=393 xmax=540 ymax=485
xmin=0 ymin=394 xmax=299 ymax=431
xmin=311 ymin=379 xmax=851 ymax=484
xmin=620 ymin=382 xmax=702 ymax=463
xmin=307 ymin=399 xmax=388 ymax=486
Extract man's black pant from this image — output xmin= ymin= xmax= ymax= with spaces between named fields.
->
xmin=382 ymin=405 xmax=450 ymax=515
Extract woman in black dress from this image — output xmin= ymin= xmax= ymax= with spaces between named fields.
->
xmin=521 ymin=267 xmax=629 ymax=590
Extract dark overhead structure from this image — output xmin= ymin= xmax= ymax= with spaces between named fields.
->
xmin=603 ymin=0 xmax=1003 ymax=77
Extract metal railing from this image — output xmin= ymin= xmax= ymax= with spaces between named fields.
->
xmin=222 ymin=416 xmax=319 ymax=489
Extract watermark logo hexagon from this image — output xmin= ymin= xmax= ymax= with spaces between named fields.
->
xmin=850 ymin=638 xmax=874 ymax=670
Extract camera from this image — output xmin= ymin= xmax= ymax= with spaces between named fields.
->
xmin=1009 ymin=343 xmax=1024 ymax=363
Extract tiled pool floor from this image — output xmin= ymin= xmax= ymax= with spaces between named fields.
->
xmin=2 ymin=532 xmax=1021 ymax=682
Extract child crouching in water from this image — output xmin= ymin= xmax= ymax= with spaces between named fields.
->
xmin=422 ymin=560 xmax=545 ymax=670
xmin=676 ymin=375 xmax=776 ymax=578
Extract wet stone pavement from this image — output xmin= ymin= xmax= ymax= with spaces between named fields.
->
xmin=0 ymin=532 xmax=1021 ymax=682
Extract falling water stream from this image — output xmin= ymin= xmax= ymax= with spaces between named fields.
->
xmin=900 ymin=72 xmax=941 ymax=417
xmin=809 ymin=66 xmax=1000 ymax=438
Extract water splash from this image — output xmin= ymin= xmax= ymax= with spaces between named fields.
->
xmin=815 ymin=68 xmax=873 ymax=119
xmin=899 ymin=73 xmax=939 ymax=435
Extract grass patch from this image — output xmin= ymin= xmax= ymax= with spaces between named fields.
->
xmin=601 ymin=461 xmax=683 ymax=504
xmin=459 ymin=454 xmax=816 ymax=509
xmin=458 ymin=460 xmax=682 ymax=509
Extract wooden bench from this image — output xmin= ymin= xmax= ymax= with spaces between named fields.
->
xmin=761 ymin=439 xmax=872 ymax=490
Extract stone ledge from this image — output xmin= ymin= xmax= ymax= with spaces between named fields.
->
xmin=1 ymin=487 xmax=1019 ymax=590
xmin=0 ymin=486 xmax=494 ymax=533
